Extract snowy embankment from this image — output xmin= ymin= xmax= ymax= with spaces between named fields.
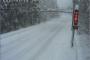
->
xmin=75 ymin=33 xmax=90 ymax=60
xmin=0 ymin=13 xmax=76 ymax=60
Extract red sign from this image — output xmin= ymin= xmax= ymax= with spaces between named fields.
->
xmin=73 ymin=10 xmax=79 ymax=29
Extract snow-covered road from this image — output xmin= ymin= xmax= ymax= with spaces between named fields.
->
xmin=0 ymin=13 xmax=77 ymax=60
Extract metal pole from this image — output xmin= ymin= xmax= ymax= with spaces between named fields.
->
xmin=71 ymin=0 xmax=74 ymax=47
xmin=71 ymin=28 xmax=75 ymax=47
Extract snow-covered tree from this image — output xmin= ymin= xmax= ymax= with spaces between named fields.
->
xmin=78 ymin=0 xmax=89 ymax=34
xmin=0 ymin=0 xmax=40 ymax=33
xmin=0 ymin=0 xmax=59 ymax=34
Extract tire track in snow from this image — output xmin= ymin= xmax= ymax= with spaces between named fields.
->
xmin=20 ymin=23 xmax=63 ymax=60
xmin=1 ymin=25 xmax=44 ymax=46
xmin=1 ymin=25 xmax=48 ymax=54
xmin=29 ymin=24 xmax=62 ymax=60
xmin=1 ymin=21 xmax=62 ymax=60
xmin=1 ymin=23 xmax=57 ymax=55
xmin=12 ymin=25 xmax=62 ymax=60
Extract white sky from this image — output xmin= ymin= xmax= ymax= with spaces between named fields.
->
xmin=57 ymin=0 xmax=73 ymax=9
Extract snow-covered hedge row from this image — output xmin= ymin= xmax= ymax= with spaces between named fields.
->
xmin=0 ymin=0 xmax=59 ymax=34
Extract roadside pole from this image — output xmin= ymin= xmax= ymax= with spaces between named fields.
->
xmin=71 ymin=0 xmax=79 ymax=47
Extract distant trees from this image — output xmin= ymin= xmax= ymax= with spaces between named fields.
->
xmin=0 ymin=0 xmax=59 ymax=34
xmin=38 ymin=0 xmax=59 ymax=21
xmin=0 ymin=0 xmax=40 ymax=33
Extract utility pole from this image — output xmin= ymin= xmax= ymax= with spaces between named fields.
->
xmin=71 ymin=0 xmax=79 ymax=47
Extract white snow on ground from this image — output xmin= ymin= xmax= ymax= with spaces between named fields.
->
xmin=0 ymin=0 xmax=89 ymax=60
xmin=75 ymin=34 xmax=90 ymax=60
xmin=0 ymin=13 xmax=76 ymax=60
